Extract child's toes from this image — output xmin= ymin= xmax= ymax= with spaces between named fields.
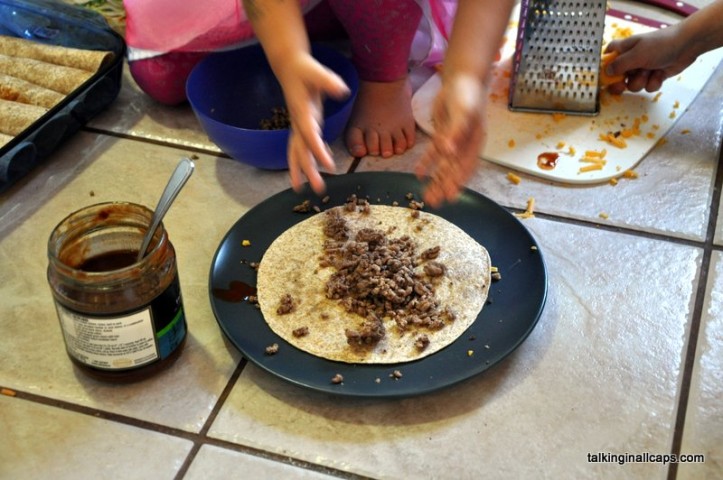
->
xmin=345 ymin=127 xmax=367 ymax=157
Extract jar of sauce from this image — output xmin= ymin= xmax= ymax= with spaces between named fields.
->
xmin=47 ymin=202 xmax=187 ymax=382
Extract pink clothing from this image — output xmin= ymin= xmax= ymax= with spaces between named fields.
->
xmin=124 ymin=0 xmax=455 ymax=105
xmin=325 ymin=0 xmax=422 ymax=82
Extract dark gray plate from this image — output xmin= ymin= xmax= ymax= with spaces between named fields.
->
xmin=209 ymin=172 xmax=547 ymax=398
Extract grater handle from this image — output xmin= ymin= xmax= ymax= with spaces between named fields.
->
xmin=631 ymin=0 xmax=696 ymax=17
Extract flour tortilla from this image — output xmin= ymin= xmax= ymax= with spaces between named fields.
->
xmin=0 ymin=132 xmax=12 ymax=147
xmin=0 ymin=54 xmax=93 ymax=95
xmin=0 ymin=98 xmax=47 ymax=135
xmin=0 ymin=35 xmax=114 ymax=72
xmin=0 ymin=36 xmax=113 ymax=145
xmin=257 ymin=205 xmax=491 ymax=364
xmin=0 ymin=74 xmax=64 ymax=108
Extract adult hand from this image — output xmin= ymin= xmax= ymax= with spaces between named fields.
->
xmin=605 ymin=25 xmax=695 ymax=94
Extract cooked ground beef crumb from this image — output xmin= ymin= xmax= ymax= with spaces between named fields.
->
xmin=259 ymin=106 xmax=291 ymax=130
xmin=391 ymin=370 xmax=403 ymax=379
xmin=292 ymin=326 xmax=309 ymax=337
xmin=293 ymin=200 xmax=313 ymax=213
xmin=277 ymin=294 xmax=296 ymax=314
xmin=345 ymin=315 xmax=385 ymax=345
xmin=323 ymin=209 xmax=349 ymax=241
xmin=423 ymin=261 xmax=446 ymax=277
xmin=331 ymin=373 xmax=344 ymax=384
xmin=420 ymin=246 xmax=440 ymax=260
xmin=265 ymin=343 xmax=279 ymax=355
xmin=415 ymin=334 xmax=430 ymax=351
xmin=409 ymin=200 xmax=425 ymax=210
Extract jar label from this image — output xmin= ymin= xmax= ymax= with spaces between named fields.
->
xmin=56 ymin=305 xmax=159 ymax=370
xmin=55 ymin=275 xmax=187 ymax=371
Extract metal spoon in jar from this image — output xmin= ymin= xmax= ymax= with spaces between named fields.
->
xmin=137 ymin=157 xmax=195 ymax=262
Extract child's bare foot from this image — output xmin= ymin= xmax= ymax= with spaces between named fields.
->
xmin=345 ymin=78 xmax=416 ymax=158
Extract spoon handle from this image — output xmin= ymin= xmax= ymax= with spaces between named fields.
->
xmin=137 ymin=157 xmax=195 ymax=262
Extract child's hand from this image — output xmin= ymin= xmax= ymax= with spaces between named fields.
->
xmin=604 ymin=25 xmax=696 ymax=94
xmin=277 ymin=53 xmax=350 ymax=194
xmin=416 ymin=74 xmax=486 ymax=207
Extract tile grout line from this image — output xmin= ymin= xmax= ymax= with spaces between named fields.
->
xmin=81 ymin=126 xmax=234 ymax=159
xmin=667 ymin=141 xmax=723 ymax=480
xmin=0 ymin=381 xmax=368 ymax=480
xmin=173 ymin=357 xmax=247 ymax=480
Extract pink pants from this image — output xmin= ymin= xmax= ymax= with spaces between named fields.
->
xmin=128 ymin=0 xmax=423 ymax=105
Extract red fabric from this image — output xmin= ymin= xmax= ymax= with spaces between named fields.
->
xmin=129 ymin=51 xmax=208 ymax=105
xmin=326 ymin=0 xmax=422 ymax=82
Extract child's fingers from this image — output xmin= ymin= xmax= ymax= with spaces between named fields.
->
xmin=311 ymin=62 xmax=351 ymax=100
xmin=292 ymin=110 xmax=336 ymax=173
xmin=287 ymin=141 xmax=306 ymax=193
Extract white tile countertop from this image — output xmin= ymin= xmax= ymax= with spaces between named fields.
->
xmin=1 ymin=1 xmax=721 ymax=479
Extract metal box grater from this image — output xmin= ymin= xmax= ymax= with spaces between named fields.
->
xmin=509 ymin=0 xmax=607 ymax=115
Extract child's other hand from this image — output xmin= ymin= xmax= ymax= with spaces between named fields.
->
xmin=416 ymin=74 xmax=486 ymax=208
xmin=279 ymin=53 xmax=350 ymax=194
xmin=604 ymin=25 xmax=695 ymax=94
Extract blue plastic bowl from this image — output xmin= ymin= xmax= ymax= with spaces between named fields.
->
xmin=187 ymin=43 xmax=358 ymax=170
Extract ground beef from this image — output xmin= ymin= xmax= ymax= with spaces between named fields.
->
xmin=320 ymin=208 xmax=451 ymax=347
xmin=415 ymin=334 xmax=430 ymax=351
xmin=292 ymin=326 xmax=309 ymax=337
xmin=259 ymin=107 xmax=291 ymax=130
xmin=277 ymin=294 xmax=296 ymax=315
xmin=265 ymin=343 xmax=279 ymax=355
xmin=323 ymin=210 xmax=349 ymax=241
xmin=345 ymin=315 xmax=385 ymax=345
xmin=423 ymin=261 xmax=446 ymax=277
xmin=292 ymin=200 xmax=313 ymax=213
xmin=420 ymin=246 xmax=440 ymax=260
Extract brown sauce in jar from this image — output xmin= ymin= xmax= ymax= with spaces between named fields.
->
xmin=77 ymin=250 xmax=139 ymax=272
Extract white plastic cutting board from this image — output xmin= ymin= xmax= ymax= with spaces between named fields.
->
xmin=412 ymin=8 xmax=723 ymax=184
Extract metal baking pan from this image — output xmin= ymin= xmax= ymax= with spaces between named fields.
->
xmin=0 ymin=0 xmax=125 ymax=193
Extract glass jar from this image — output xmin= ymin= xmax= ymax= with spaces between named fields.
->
xmin=47 ymin=202 xmax=187 ymax=382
